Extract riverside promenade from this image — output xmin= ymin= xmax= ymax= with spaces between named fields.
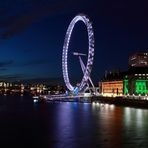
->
xmin=93 ymin=96 xmax=148 ymax=109
xmin=36 ymin=94 xmax=148 ymax=109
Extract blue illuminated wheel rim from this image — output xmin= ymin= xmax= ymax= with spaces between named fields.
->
xmin=62 ymin=14 xmax=95 ymax=92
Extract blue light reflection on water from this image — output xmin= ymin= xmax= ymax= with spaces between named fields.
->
xmin=49 ymin=102 xmax=148 ymax=148
xmin=0 ymin=96 xmax=148 ymax=147
xmin=52 ymin=102 xmax=92 ymax=148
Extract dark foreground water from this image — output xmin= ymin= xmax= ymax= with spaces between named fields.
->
xmin=0 ymin=96 xmax=148 ymax=148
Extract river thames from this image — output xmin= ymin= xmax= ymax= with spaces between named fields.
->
xmin=0 ymin=96 xmax=148 ymax=148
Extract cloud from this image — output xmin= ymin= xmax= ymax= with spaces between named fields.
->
xmin=0 ymin=73 xmax=63 ymax=84
xmin=0 ymin=60 xmax=14 ymax=67
xmin=22 ymin=59 xmax=49 ymax=66
xmin=20 ymin=77 xmax=63 ymax=85
xmin=0 ymin=0 xmax=73 ymax=39
xmin=0 ymin=59 xmax=49 ymax=68
xmin=0 ymin=68 xmax=7 ymax=71
xmin=23 ymin=49 xmax=33 ymax=53
xmin=0 ymin=74 xmax=24 ymax=81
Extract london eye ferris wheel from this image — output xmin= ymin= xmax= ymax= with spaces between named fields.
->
xmin=62 ymin=14 xmax=95 ymax=93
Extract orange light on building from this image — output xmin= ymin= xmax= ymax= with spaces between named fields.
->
xmin=100 ymin=81 xmax=123 ymax=97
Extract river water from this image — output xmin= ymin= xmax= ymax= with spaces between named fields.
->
xmin=0 ymin=96 xmax=148 ymax=148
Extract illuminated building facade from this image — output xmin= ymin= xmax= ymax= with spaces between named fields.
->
xmin=100 ymin=74 xmax=148 ymax=97
xmin=126 ymin=52 xmax=148 ymax=95
xmin=100 ymin=52 xmax=148 ymax=97
xmin=124 ymin=79 xmax=148 ymax=95
xmin=100 ymin=81 xmax=123 ymax=97
xmin=124 ymin=67 xmax=148 ymax=95
xmin=129 ymin=52 xmax=148 ymax=67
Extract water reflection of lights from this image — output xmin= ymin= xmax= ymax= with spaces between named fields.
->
xmin=103 ymin=104 xmax=115 ymax=111
xmin=83 ymin=102 xmax=90 ymax=105
xmin=124 ymin=107 xmax=131 ymax=123
xmin=96 ymin=102 xmax=99 ymax=105
xmin=124 ymin=107 xmax=147 ymax=128
xmin=92 ymin=102 xmax=115 ymax=111
xmin=137 ymin=109 xmax=142 ymax=122
xmin=109 ymin=104 xmax=115 ymax=110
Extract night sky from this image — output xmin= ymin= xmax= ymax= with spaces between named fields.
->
xmin=0 ymin=0 xmax=148 ymax=85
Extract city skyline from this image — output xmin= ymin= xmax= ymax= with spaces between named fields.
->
xmin=0 ymin=0 xmax=148 ymax=84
